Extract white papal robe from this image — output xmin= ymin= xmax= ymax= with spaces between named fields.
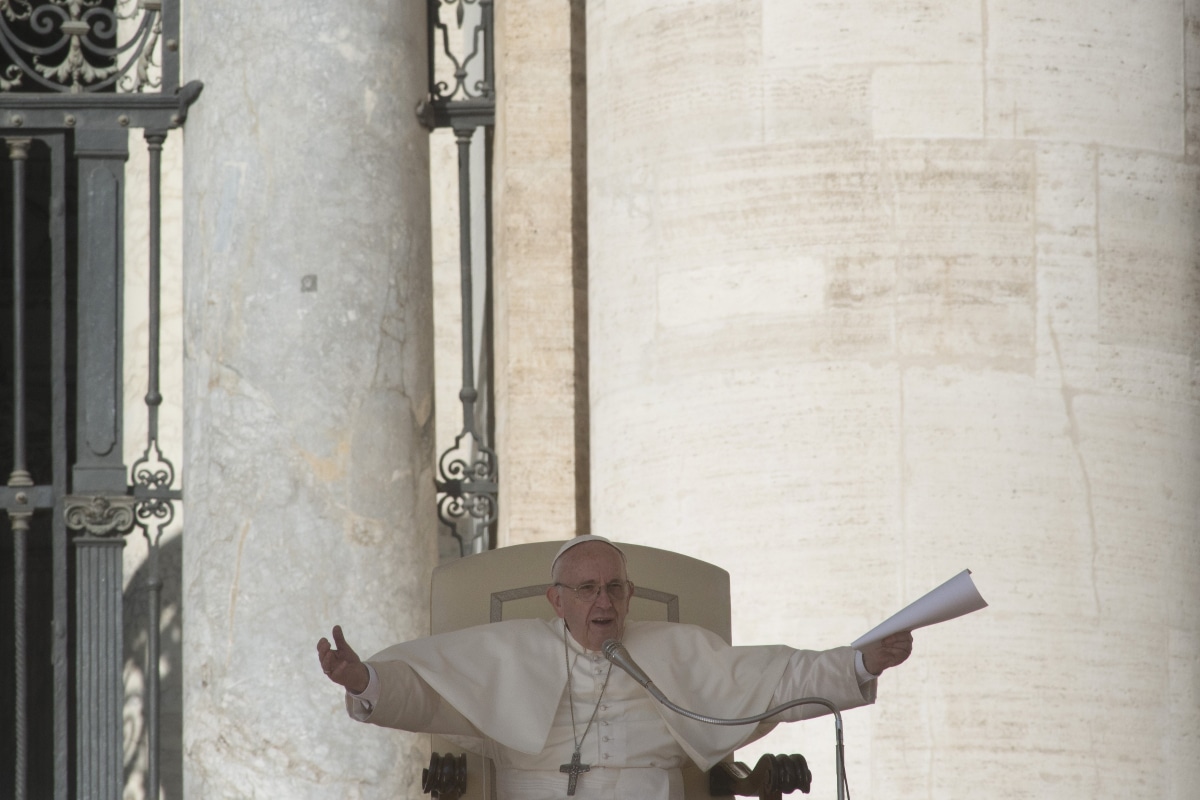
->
xmin=346 ymin=618 xmax=875 ymax=800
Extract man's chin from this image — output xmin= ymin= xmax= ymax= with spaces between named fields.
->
xmin=585 ymin=623 xmax=623 ymax=651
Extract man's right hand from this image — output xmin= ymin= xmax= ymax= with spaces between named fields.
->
xmin=317 ymin=625 xmax=370 ymax=695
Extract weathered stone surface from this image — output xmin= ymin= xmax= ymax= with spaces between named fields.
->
xmin=1098 ymin=152 xmax=1200 ymax=358
xmin=871 ymin=64 xmax=984 ymax=140
xmin=181 ymin=2 xmax=436 ymax=797
xmin=764 ymin=0 xmax=982 ymax=67
xmin=1189 ymin=0 xmax=1200 ymax=160
xmin=492 ymin=0 xmax=588 ymax=543
xmin=587 ymin=1 xmax=1200 ymax=797
xmin=986 ymin=0 xmax=1185 ymax=152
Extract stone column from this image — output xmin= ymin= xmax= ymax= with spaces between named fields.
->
xmin=181 ymin=3 xmax=436 ymax=797
xmin=587 ymin=1 xmax=1199 ymax=798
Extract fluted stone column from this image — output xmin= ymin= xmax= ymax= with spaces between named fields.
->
xmin=182 ymin=4 xmax=436 ymax=797
xmin=588 ymin=2 xmax=1199 ymax=798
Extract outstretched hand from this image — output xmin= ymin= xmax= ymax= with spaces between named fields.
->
xmin=861 ymin=630 xmax=913 ymax=676
xmin=317 ymin=625 xmax=370 ymax=695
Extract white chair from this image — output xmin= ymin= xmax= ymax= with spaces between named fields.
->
xmin=424 ymin=540 xmax=731 ymax=800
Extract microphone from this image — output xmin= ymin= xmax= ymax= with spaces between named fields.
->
xmin=601 ymin=639 xmax=655 ymax=688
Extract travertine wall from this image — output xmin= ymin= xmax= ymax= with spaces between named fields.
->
xmin=181 ymin=2 xmax=437 ymax=796
xmin=587 ymin=1 xmax=1200 ymax=797
xmin=491 ymin=0 xmax=589 ymax=544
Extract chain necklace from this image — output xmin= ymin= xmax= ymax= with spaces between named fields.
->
xmin=559 ymin=624 xmax=613 ymax=796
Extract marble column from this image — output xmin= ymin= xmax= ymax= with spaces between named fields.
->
xmin=181 ymin=3 xmax=436 ymax=797
xmin=587 ymin=1 xmax=1200 ymax=798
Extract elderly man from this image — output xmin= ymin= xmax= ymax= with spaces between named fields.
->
xmin=317 ymin=536 xmax=913 ymax=799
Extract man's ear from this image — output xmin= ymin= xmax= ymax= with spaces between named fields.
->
xmin=546 ymin=584 xmax=566 ymax=618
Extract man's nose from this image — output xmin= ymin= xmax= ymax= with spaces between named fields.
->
xmin=594 ymin=586 xmax=616 ymax=606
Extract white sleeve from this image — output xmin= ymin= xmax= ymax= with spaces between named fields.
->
xmin=854 ymin=650 xmax=876 ymax=685
xmin=345 ymin=658 xmax=484 ymax=739
xmin=766 ymin=647 xmax=877 ymax=723
xmin=345 ymin=663 xmax=381 ymax=721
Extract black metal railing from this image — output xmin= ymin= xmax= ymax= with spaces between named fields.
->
xmin=424 ymin=0 xmax=499 ymax=558
xmin=5 ymin=132 xmax=35 ymax=800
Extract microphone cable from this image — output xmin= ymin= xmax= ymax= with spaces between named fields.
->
xmin=603 ymin=639 xmax=850 ymax=800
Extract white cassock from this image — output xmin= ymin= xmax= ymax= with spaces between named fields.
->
xmin=346 ymin=618 xmax=876 ymax=800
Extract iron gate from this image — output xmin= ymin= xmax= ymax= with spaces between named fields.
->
xmin=0 ymin=1 xmax=199 ymax=798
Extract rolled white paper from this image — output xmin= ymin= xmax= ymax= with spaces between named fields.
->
xmin=851 ymin=569 xmax=988 ymax=649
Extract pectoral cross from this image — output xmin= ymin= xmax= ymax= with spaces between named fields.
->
xmin=559 ymin=750 xmax=590 ymax=796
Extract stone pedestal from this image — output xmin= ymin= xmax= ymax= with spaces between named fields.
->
xmin=181 ymin=3 xmax=436 ymax=796
xmin=586 ymin=1 xmax=1200 ymax=797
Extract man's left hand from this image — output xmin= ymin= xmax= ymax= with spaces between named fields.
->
xmin=862 ymin=631 xmax=913 ymax=676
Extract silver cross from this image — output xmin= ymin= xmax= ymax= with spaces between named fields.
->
xmin=559 ymin=750 xmax=590 ymax=796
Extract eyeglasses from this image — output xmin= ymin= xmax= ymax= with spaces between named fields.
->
xmin=554 ymin=580 xmax=632 ymax=602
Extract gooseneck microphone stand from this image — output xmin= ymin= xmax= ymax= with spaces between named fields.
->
xmin=602 ymin=639 xmax=847 ymax=800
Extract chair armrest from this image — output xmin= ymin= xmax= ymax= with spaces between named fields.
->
xmin=423 ymin=752 xmax=468 ymax=800
xmin=709 ymin=753 xmax=812 ymax=799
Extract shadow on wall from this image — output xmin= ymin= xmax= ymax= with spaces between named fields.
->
xmin=122 ymin=531 xmax=183 ymax=800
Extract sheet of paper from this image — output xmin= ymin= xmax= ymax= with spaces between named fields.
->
xmin=851 ymin=569 xmax=988 ymax=649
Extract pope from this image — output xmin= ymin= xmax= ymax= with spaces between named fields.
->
xmin=318 ymin=536 xmax=913 ymax=800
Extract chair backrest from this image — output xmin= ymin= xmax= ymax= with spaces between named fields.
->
xmin=428 ymin=540 xmax=733 ymax=799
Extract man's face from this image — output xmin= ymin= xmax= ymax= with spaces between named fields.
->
xmin=546 ymin=541 xmax=634 ymax=651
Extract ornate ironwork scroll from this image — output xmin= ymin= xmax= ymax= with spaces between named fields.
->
xmin=1 ymin=0 xmax=198 ymax=132
xmin=0 ymin=0 xmax=170 ymax=94
xmin=419 ymin=0 xmax=494 ymax=130
xmin=131 ymin=439 xmax=175 ymax=534
xmin=436 ymin=428 xmax=498 ymax=539
xmin=62 ymin=494 xmax=136 ymax=535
